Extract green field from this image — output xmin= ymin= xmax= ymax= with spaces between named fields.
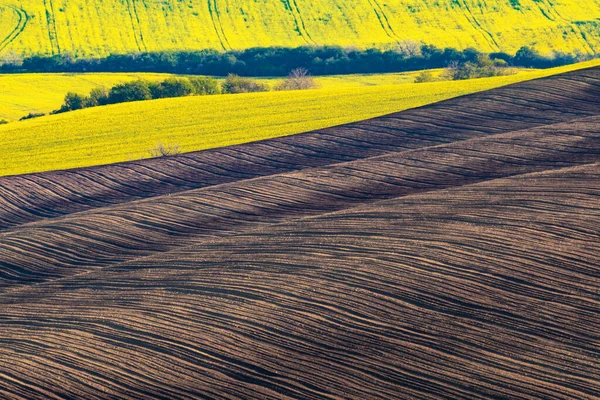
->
xmin=1 ymin=0 xmax=599 ymax=57
xmin=1 ymin=59 xmax=597 ymax=177
xmin=0 ymin=70 xmax=432 ymax=121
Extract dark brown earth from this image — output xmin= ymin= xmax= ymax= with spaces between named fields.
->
xmin=0 ymin=67 xmax=599 ymax=399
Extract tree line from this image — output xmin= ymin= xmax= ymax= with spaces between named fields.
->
xmin=52 ymin=76 xmax=220 ymax=115
xmin=1 ymin=44 xmax=592 ymax=76
xmin=31 ymin=69 xmax=315 ymax=117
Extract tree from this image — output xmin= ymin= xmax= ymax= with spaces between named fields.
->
xmin=0 ymin=50 xmax=23 ymax=70
xmin=107 ymin=80 xmax=152 ymax=104
xmin=149 ymin=143 xmax=181 ymax=157
xmin=63 ymin=92 xmax=87 ymax=110
xmin=445 ymin=54 xmax=510 ymax=80
xmin=20 ymin=112 xmax=45 ymax=121
xmin=414 ymin=70 xmax=435 ymax=83
xmin=512 ymin=46 xmax=549 ymax=68
xmin=86 ymin=87 xmax=109 ymax=107
xmin=221 ymin=74 xmax=269 ymax=94
xmin=188 ymin=76 xmax=220 ymax=95
xmin=152 ymin=78 xmax=195 ymax=98
xmin=396 ymin=40 xmax=422 ymax=57
xmin=275 ymin=68 xmax=317 ymax=91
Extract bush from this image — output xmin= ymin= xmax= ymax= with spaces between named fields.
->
xmin=63 ymin=92 xmax=87 ymax=110
xmin=221 ymin=74 xmax=270 ymax=94
xmin=275 ymin=68 xmax=317 ymax=91
xmin=49 ymin=76 xmax=224 ymax=116
xmin=87 ymin=87 xmax=109 ymax=107
xmin=414 ymin=70 xmax=436 ymax=83
xmin=151 ymin=77 xmax=195 ymax=99
xmin=0 ymin=119 xmax=8 ymax=125
xmin=20 ymin=112 xmax=45 ymax=121
xmin=513 ymin=46 xmax=549 ymax=68
xmin=149 ymin=143 xmax=181 ymax=157
xmin=188 ymin=76 xmax=220 ymax=95
xmin=107 ymin=80 xmax=152 ymax=104
xmin=446 ymin=55 xmax=514 ymax=80
xmin=493 ymin=58 xmax=508 ymax=67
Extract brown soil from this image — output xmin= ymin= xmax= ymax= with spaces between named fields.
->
xmin=0 ymin=67 xmax=599 ymax=399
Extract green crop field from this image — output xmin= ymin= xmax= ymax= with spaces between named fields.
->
xmin=0 ymin=70 xmax=433 ymax=121
xmin=0 ymin=0 xmax=599 ymax=57
xmin=0 ymin=59 xmax=597 ymax=177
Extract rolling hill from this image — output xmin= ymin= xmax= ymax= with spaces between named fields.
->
xmin=1 ymin=0 xmax=599 ymax=57
xmin=0 ymin=69 xmax=434 ymax=122
xmin=1 ymin=59 xmax=599 ymax=176
xmin=0 ymin=65 xmax=598 ymax=399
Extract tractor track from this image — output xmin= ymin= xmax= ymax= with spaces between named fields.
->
xmin=207 ymin=0 xmax=231 ymax=50
xmin=454 ymin=0 xmax=500 ymax=51
xmin=42 ymin=0 xmax=60 ymax=54
xmin=282 ymin=0 xmax=316 ymax=45
xmin=0 ymin=5 xmax=28 ymax=53
xmin=125 ymin=0 xmax=147 ymax=52
xmin=366 ymin=0 xmax=401 ymax=41
xmin=538 ymin=1 xmax=596 ymax=55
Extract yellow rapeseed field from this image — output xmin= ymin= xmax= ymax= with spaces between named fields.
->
xmin=0 ymin=0 xmax=599 ymax=57
xmin=0 ymin=70 xmax=432 ymax=121
xmin=0 ymin=59 xmax=597 ymax=177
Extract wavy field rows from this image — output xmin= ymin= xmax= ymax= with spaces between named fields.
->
xmin=1 ymin=65 xmax=598 ymax=228
xmin=1 ymin=0 xmax=600 ymax=56
xmin=1 ymin=59 xmax=599 ymax=177
xmin=0 ymin=66 xmax=599 ymax=398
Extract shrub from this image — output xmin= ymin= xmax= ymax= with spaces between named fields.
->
xmin=149 ymin=143 xmax=181 ymax=157
xmin=87 ymin=87 xmax=109 ymax=107
xmin=49 ymin=77 xmax=223 ymax=117
xmin=0 ymin=119 xmax=8 ymax=125
xmin=414 ymin=70 xmax=436 ymax=83
xmin=221 ymin=74 xmax=269 ymax=94
xmin=63 ymin=92 xmax=87 ymax=110
xmin=445 ymin=55 xmax=514 ymax=80
xmin=147 ymin=81 xmax=162 ymax=99
xmin=513 ymin=46 xmax=549 ymax=68
xmin=493 ymin=58 xmax=508 ymax=67
xmin=396 ymin=40 xmax=422 ymax=57
xmin=151 ymin=77 xmax=195 ymax=99
xmin=188 ymin=76 xmax=220 ymax=95
xmin=275 ymin=68 xmax=317 ymax=91
xmin=20 ymin=112 xmax=45 ymax=121
xmin=107 ymin=80 xmax=152 ymax=104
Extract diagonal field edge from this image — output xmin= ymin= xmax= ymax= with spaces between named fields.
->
xmin=0 ymin=67 xmax=598 ymax=231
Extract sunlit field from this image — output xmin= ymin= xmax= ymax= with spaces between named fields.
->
xmin=1 ymin=0 xmax=599 ymax=56
xmin=0 ymin=70 xmax=437 ymax=121
xmin=1 ymin=59 xmax=597 ymax=176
